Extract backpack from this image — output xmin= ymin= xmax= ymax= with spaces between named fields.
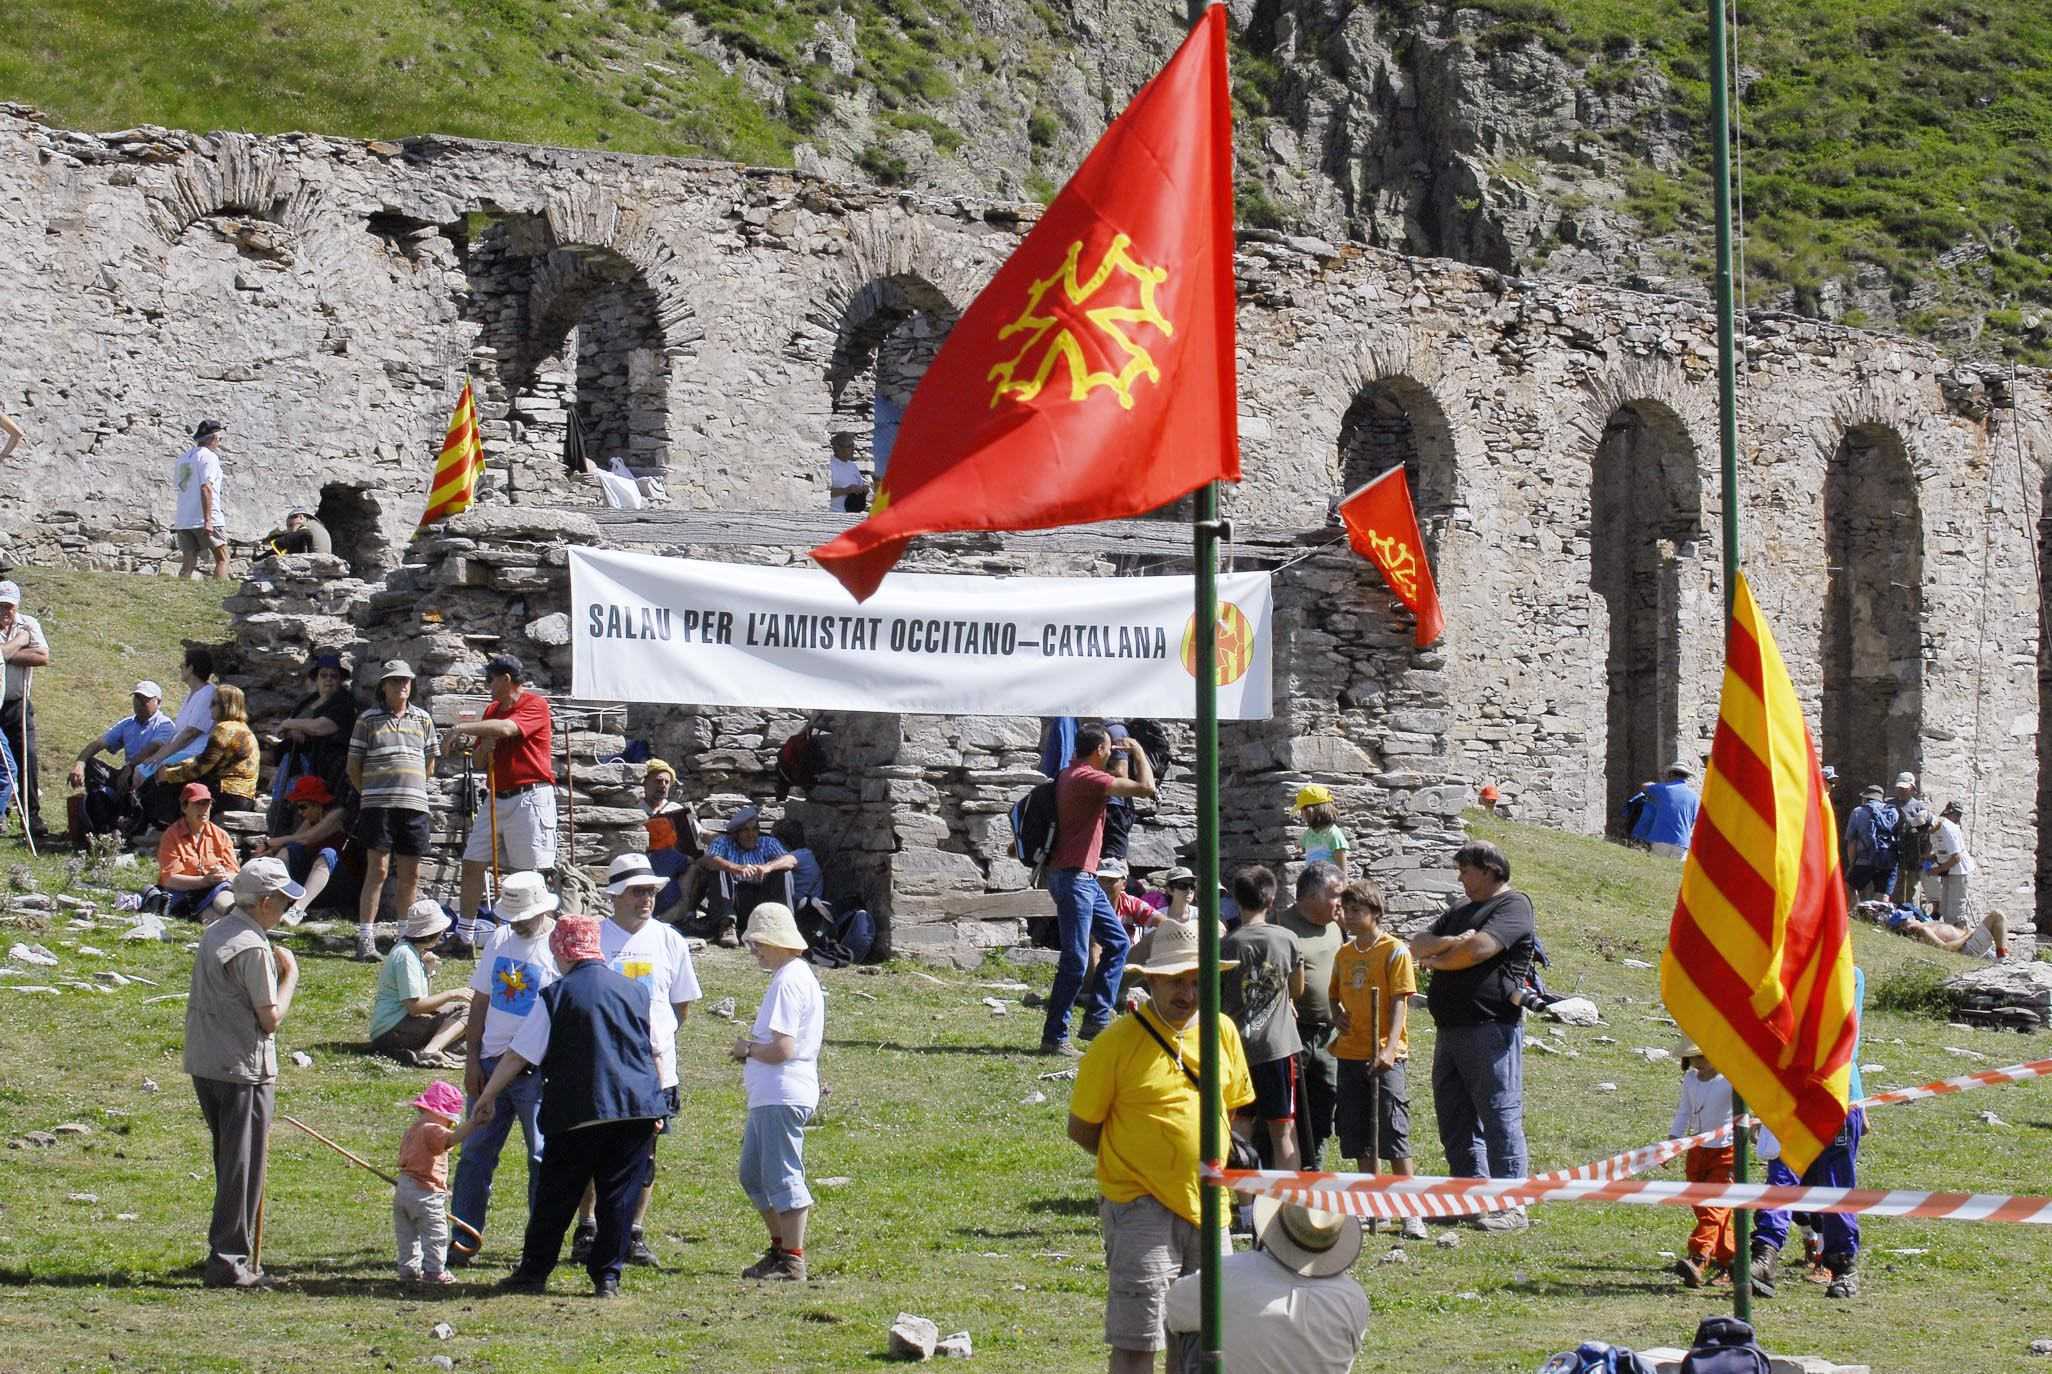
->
xmin=1850 ymin=801 xmax=1899 ymax=870
xmin=775 ymin=722 xmax=826 ymax=801
xmin=1127 ymin=717 xmax=1175 ymax=785
xmin=1010 ymin=779 xmax=1060 ymax=880
xmin=1678 ymin=1317 xmax=1771 ymax=1374
xmin=1539 ymin=1343 xmax=1655 ymax=1374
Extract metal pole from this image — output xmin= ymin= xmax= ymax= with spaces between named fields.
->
xmin=1707 ymin=0 xmax=1751 ymax=1325
xmin=1194 ymin=475 xmax=1224 ymax=1373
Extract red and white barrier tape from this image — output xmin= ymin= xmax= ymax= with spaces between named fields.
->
xmin=1210 ymin=1168 xmax=2052 ymax=1225
xmin=1206 ymin=1054 xmax=2052 ymax=1219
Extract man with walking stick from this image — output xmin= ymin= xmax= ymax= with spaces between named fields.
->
xmin=1331 ymin=878 xmax=1424 ymax=1241
xmin=444 ymin=656 xmax=556 ymax=957
xmin=0 ymin=580 xmax=51 ymax=843
xmin=183 ymin=856 xmax=302 ymax=1288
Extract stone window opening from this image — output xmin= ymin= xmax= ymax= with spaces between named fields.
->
xmin=1822 ymin=423 xmax=1924 ymax=802
xmin=1336 ymin=378 xmax=1460 ymax=569
xmin=1590 ymin=402 xmax=1704 ymax=838
xmin=827 ymin=274 xmax=955 ymax=498
xmin=314 ymin=481 xmax=392 ymax=580
xmin=516 ymin=247 xmax=671 ymax=481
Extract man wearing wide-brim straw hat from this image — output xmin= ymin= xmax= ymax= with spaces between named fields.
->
xmin=1165 ymin=1197 xmax=1370 ymax=1371
xmin=1068 ymin=919 xmax=1256 ymax=1372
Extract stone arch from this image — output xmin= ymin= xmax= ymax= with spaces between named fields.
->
xmin=1329 ymin=336 xmax=1478 ymax=555
xmin=511 ymin=245 xmax=673 ymax=474
xmin=1821 ymin=422 xmax=1924 ymax=802
xmin=1588 ymin=400 xmax=1706 ymax=834
xmin=807 ymin=211 xmax=978 ymax=489
xmin=314 ymin=480 xmax=395 ymax=581
xmin=147 ymin=133 xmax=325 ymax=245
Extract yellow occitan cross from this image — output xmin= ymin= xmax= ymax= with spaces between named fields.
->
xmin=986 ymin=234 xmax=1173 ymax=411
xmin=1367 ymin=528 xmax=1420 ymax=599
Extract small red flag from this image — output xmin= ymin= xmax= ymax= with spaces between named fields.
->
xmin=1337 ymin=466 xmax=1444 ymax=646
xmin=811 ymin=7 xmax=1237 ymax=601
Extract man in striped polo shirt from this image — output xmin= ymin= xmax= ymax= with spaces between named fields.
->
xmin=347 ymin=661 xmax=441 ymax=962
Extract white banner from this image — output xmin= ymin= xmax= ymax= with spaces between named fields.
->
xmin=570 ymin=548 xmax=1272 ymax=720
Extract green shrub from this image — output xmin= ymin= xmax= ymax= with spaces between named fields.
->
xmin=1868 ymin=959 xmax=1956 ymax=1018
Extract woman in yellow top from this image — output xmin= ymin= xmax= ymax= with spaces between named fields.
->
xmin=160 ymin=684 xmax=261 ymax=810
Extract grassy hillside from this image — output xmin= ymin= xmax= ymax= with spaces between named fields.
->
xmin=1 ymin=802 xmax=2047 ymax=1371
xmin=6 ymin=1 xmax=2051 ymax=358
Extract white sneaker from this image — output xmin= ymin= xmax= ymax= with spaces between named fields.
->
xmin=1402 ymin=1216 xmax=1428 ymax=1241
xmin=354 ymin=928 xmax=380 ymax=962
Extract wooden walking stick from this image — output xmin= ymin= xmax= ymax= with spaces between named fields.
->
xmin=281 ymin=1114 xmax=485 ymax=1244
xmin=1367 ymin=987 xmax=1383 ymax=1174
xmin=486 ymin=756 xmax=501 ymax=905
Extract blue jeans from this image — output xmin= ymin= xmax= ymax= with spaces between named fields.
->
xmin=1754 ymin=1106 xmax=1864 ymax=1260
xmin=163 ymin=881 xmax=231 ymax=922
xmin=1431 ymin=1020 xmax=1528 ymax=1180
xmin=448 ymin=1055 xmax=544 ymax=1254
xmin=1040 ymin=867 xmax=1129 ymax=1047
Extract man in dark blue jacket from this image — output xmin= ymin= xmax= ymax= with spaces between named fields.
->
xmin=473 ymin=913 xmax=665 ymax=1297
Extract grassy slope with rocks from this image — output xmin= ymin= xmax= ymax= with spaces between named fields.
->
xmin=7 ymin=2 xmax=2052 ymax=360
xmin=2 ymin=800 xmax=2049 ymax=1372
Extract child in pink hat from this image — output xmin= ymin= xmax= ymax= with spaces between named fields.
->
xmin=395 ymin=1079 xmax=482 ymax=1284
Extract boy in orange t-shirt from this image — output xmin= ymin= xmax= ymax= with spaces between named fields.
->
xmin=1329 ymin=879 xmax=1424 ymax=1241
xmin=395 ymin=1080 xmax=483 ymax=1283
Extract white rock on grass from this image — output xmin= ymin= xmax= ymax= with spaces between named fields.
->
xmin=707 ymin=997 xmax=737 ymax=1020
xmin=1634 ymin=1047 xmax=1673 ymax=1063
xmin=291 ymin=1051 xmax=314 ymax=1069
xmin=889 ymin=1312 xmax=940 ymax=1361
xmin=7 ymin=942 xmax=58 ymax=967
xmin=937 ymin=1331 xmax=972 ymax=1359
xmin=431 ymin=1321 xmax=454 ymax=1341
xmin=1021 ymin=1090 xmax=1047 ymax=1105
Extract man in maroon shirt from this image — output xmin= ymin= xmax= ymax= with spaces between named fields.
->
xmin=443 ymin=655 xmax=558 ymax=954
xmin=1040 ymin=723 xmax=1156 ymax=1056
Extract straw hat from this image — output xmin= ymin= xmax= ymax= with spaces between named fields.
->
xmin=1131 ymin=918 xmax=1236 ymax=976
xmin=742 ymin=902 xmax=807 ymax=952
xmin=1252 ymin=1197 xmax=1363 ymax=1278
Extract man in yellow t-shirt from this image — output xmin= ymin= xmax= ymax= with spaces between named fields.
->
xmin=1069 ymin=919 xmax=1254 ymax=1374
xmin=1330 ymin=878 xmax=1425 ymax=1242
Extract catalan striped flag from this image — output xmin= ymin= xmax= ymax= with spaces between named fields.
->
xmin=420 ymin=379 xmax=484 ymax=526
xmin=1660 ymin=572 xmax=1858 ymax=1174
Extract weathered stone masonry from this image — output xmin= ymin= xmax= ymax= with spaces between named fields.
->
xmin=1 ymin=108 xmax=2048 ymax=932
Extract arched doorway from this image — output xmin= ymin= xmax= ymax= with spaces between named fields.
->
xmin=1821 ymin=424 xmax=1923 ymax=800
xmin=1589 ymin=402 xmax=1704 ymax=836
xmin=517 ymin=247 xmax=671 ymax=478
xmin=827 ymin=274 xmax=956 ymax=496
xmin=1336 ymin=377 xmax=1459 ymax=566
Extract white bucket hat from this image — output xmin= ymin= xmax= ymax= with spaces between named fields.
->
xmin=742 ymin=902 xmax=808 ymax=952
xmin=1252 ymin=1197 xmax=1363 ymax=1278
xmin=605 ymin=852 xmax=667 ymax=895
xmin=497 ymin=871 xmax=560 ymax=924
xmin=402 ymin=899 xmax=451 ymax=941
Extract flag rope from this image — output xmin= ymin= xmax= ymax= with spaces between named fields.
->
xmin=1213 ymin=1053 xmax=2052 ymax=1209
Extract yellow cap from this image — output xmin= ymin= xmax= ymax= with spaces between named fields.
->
xmin=644 ymin=758 xmax=677 ymax=780
xmin=1294 ymin=784 xmax=1334 ymax=810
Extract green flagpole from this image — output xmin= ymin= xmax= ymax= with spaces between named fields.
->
xmin=1188 ymin=1 xmax=1227 ymax=1363
xmin=1707 ymin=0 xmax=1752 ymax=1326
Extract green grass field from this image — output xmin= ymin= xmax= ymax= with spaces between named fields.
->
xmin=1 ymin=810 xmax=2047 ymax=1373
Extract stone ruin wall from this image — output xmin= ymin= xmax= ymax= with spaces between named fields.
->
xmin=2 ymin=107 xmax=2049 ymax=928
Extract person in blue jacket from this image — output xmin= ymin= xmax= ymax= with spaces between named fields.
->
xmin=1629 ymin=763 xmax=1701 ymax=858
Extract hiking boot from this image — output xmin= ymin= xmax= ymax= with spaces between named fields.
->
xmin=625 ymin=1228 xmax=660 ymax=1267
xmin=1401 ymin=1216 xmax=1428 ymax=1242
xmin=740 ymin=1245 xmax=785 ymax=1280
xmin=1673 ymin=1254 xmax=1707 ymax=1288
xmin=1077 ymin=1020 xmax=1110 ymax=1043
xmin=496 ymin=1270 xmax=548 ymax=1295
xmin=1823 ymin=1253 xmax=1858 ymax=1299
xmin=1038 ymin=1039 xmax=1083 ymax=1059
xmin=1748 ymin=1245 xmax=1778 ymax=1298
xmin=354 ymin=928 xmax=380 ymax=962
xmin=569 ymin=1221 xmax=596 ymax=1264
xmin=716 ymin=920 xmax=740 ymax=949
xmin=592 ymin=1276 xmax=620 ymax=1299
xmin=1474 ymin=1208 xmax=1530 ymax=1232
xmin=445 ymin=1246 xmax=475 ymax=1270
xmin=763 ymin=1249 xmax=808 ymax=1282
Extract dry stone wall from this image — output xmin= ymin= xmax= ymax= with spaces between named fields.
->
xmin=2 ymin=108 xmax=2047 ymax=926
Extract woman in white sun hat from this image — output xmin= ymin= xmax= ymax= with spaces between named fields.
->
xmin=370 ymin=898 xmax=472 ymax=1067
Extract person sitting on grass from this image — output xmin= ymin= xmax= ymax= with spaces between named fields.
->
xmin=728 ymin=903 xmax=825 ymax=1283
xmin=393 ymin=1079 xmax=485 ymax=1287
xmin=370 ymin=900 xmax=473 ymax=1068
xmin=158 ymin=683 xmax=261 ymax=813
xmin=1330 ymin=878 xmax=1426 ymax=1242
xmin=772 ymin=816 xmax=832 ymax=922
xmin=154 ymin=782 xmax=238 ymax=921
xmin=1096 ymin=857 xmax=1156 ymax=939
xmin=1668 ymin=1042 xmax=1736 ymax=1288
xmin=70 ymin=678 xmax=178 ymax=837
xmin=250 ymin=775 xmax=364 ymax=922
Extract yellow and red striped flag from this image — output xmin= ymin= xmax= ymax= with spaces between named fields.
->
xmin=420 ymin=379 xmax=484 ymax=526
xmin=1660 ymin=572 xmax=1858 ymax=1174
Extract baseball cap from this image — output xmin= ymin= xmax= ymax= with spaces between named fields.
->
xmin=1095 ymin=857 xmax=1129 ymax=880
xmin=232 ymin=856 xmax=304 ymax=903
xmin=484 ymin=654 xmax=525 ymax=682
xmin=132 ymin=680 xmax=164 ymax=699
xmin=1894 ymin=771 xmax=1917 ymax=789
xmin=0 ymin=581 xmax=20 ymax=606
xmin=180 ymin=782 xmax=213 ymax=805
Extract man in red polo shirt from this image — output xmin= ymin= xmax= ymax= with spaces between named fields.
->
xmin=444 ymin=655 xmax=557 ymax=954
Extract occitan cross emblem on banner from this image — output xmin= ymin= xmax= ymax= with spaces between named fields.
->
xmin=1367 ymin=529 xmax=1420 ymax=599
xmin=987 ymin=234 xmax=1173 ymax=411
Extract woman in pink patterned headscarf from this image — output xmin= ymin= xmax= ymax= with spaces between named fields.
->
xmin=474 ymin=905 xmax=665 ymax=1298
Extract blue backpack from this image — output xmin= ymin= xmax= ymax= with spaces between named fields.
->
xmin=1679 ymin=1317 xmax=1771 ymax=1374
xmin=1849 ymin=801 xmax=1899 ymax=870
xmin=1541 ymin=1343 xmax=1655 ymax=1374
xmin=1009 ymin=780 xmax=1060 ymax=879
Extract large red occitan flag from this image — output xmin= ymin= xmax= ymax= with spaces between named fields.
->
xmin=811 ymin=7 xmax=1237 ymax=601
xmin=1660 ymin=572 xmax=1858 ymax=1174
xmin=1337 ymin=466 xmax=1444 ymax=647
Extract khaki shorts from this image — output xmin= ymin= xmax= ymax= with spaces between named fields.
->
xmin=175 ymin=527 xmax=226 ymax=555
xmin=370 ymin=1002 xmax=468 ymax=1057
xmin=462 ymin=784 xmax=558 ymax=870
xmin=1099 ymin=1193 xmax=1201 ymax=1354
